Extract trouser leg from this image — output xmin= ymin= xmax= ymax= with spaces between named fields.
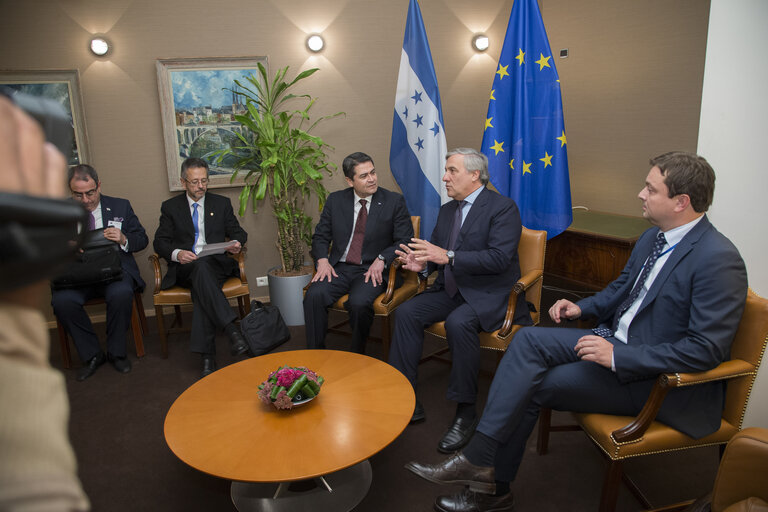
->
xmin=345 ymin=271 xmax=386 ymax=354
xmin=443 ymin=303 xmax=483 ymax=403
xmin=51 ymin=286 xmax=101 ymax=362
xmin=103 ymin=275 xmax=135 ymax=358
xmin=302 ymin=265 xmax=355 ymax=349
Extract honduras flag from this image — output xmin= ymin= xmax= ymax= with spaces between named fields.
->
xmin=481 ymin=0 xmax=572 ymax=239
xmin=390 ymin=0 xmax=448 ymax=241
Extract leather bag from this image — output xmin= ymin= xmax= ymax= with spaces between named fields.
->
xmin=51 ymin=229 xmax=123 ymax=290
xmin=240 ymin=300 xmax=291 ymax=356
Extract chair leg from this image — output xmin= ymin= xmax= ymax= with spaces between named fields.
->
xmin=131 ymin=301 xmax=145 ymax=358
xmin=381 ymin=315 xmax=392 ymax=359
xmin=237 ymin=296 xmax=246 ymax=319
xmin=56 ymin=320 xmax=71 ymax=369
xmin=135 ymin=292 xmax=148 ymax=336
xmin=599 ymin=459 xmax=623 ymax=512
xmin=537 ymin=408 xmax=552 ymax=455
xmin=155 ymin=305 xmax=169 ymax=358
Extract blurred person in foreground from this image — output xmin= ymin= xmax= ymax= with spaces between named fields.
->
xmin=0 ymin=95 xmax=89 ymax=510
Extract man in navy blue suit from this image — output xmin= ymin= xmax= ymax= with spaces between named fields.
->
xmin=52 ymin=164 xmax=148 ymax=381
xmin=405 ymin=151 xmax=748 ymax=512
xmin=304 ymin=152 xmax=413 ymax=354
xmin=389 ymin=148 xmax=531 ymax=454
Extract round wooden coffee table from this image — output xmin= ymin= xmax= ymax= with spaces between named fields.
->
xmin=164 ymin=349 xmax=414 ymax=511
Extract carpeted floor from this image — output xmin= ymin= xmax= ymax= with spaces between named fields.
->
xmin=53 ymin=292 xmax=719 ymax=511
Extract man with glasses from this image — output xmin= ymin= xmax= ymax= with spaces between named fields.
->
xmin=51 ymin=164 xmax=149 ymax=381
xmin=154 ymin=157 xmax=248 ymax=377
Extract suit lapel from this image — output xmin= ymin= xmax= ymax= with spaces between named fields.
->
xmin=456 ymin=187 xmax=488 ymax=247
xmin=365 ymin=189 xmax=384 ymax=234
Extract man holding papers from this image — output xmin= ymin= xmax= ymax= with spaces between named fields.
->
xmin=154 ymin=157 xmax=249 ymax=377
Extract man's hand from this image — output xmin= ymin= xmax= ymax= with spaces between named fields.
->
xmin=574 ymin=335 xmax=613 ymax=368
xmin=549 ymin=298 xmax=582 ymax=323
xmin=364 ymin=258 xmax=386 ymax=287
xmin=177 ymin=250 xmax=198 ymax=264
xmin=226 ymin=241 xmax=242 ymax=254
xmin=395 ymin=243 xmax=427 ymax=272
xmin=406 ymin=237 xmax=449 ymax=265
xmin=103 ymin=227 xmax=126 ymax=246
xmin=311 ymin=258 xmax=337 ymax=283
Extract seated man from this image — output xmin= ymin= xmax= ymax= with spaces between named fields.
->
xmin=389 ymin=147 xmax=531 ymax=453
xmin=405 ymin=151 xmax=749 ymax=512
xmin=153 ymin=157 xmax=248 ymax=378
xmin=303 ymin=152 xmax=413 ymax=354
xmin=52 ymin=164 xmax=148 ymax=381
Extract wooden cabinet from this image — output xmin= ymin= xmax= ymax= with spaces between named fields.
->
xmin=544 ymin=210 xmax=650 ymax=291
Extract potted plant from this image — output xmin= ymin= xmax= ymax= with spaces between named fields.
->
xmin=216 ymin=63 xmax=343 ymax=325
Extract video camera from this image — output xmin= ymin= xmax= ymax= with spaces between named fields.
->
xmin=0 ymin=87 xmax=88 ymax=292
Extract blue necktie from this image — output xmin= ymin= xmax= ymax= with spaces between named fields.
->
xmin=192 ymin=203 xmax=199 ymax=252
xmin=444 ymin=200 xmax=466 ymax=298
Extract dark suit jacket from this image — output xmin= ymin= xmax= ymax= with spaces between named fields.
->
xmin=310 ymin=187 xmax=413 ymax=267
xmin=153 ymin=192 xmax=247 ymax=290
xmin=577 ymin=215 xmax=748 ymax=438
xmin=426 ymin=187 xmax=531 ymax=332
xmin=100 ymin=195 xmax=148 ymax=291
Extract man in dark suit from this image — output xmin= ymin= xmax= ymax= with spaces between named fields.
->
xmin=389 ymin=147 xmax=531 ymax=454
xmin=153 ymin=157 xmax=249 ymax=377
xmin=52 ymin=164 xmax=148 ymax=381
xmin=304 ymin=152 xmax=413 ymax=353
xmin=405 ymin=151 xmax=749 ymax=512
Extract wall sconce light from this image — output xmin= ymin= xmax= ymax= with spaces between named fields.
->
xmin=306 ymin=34 xmax=324 ymax=53
xmin=90 ymin=36 xmax=110 ymax=57
xmin=472 ymin=34 xmax=489 ymax=52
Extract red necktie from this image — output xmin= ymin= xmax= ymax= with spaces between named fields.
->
xmin=346 ymin=199 xmax=368 ymax=265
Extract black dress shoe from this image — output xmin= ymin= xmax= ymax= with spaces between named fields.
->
xmin=227 ymin=329 xmax=249 ymax=356
xmin=405 ymin=453 xmax=495 ymax=494
xmin=435 ymin=488 xmax=514 ymax=512
xmin=107 ymin=354 xmax=132 ymax=374
xmin=77 ymin=352 xmax=106 ymax=381
xmin=201 ymin=356 xmax=217 ymax=378
xmin=411 ymin=400 xmax=426 ymax=423
xmin=438 ymin=415 xmax=479 ymax=453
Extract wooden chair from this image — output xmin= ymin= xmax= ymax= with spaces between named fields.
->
xmin=323 ymin=216 xmax=422 ymax=357
xmin=57 ymin=290 xmax=147 ymax=369
xmin=148 ymin=251 xmax=251 ymax=358
xmin=536 ymin=289 xmax=768 ymax=512
xmin=420 ymin=227 xmax=547 ymax=365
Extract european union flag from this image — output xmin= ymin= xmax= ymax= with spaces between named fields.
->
xmin=481 ymin=0 xmax=572 ymax=239
xmin=390 ymin=0 xmax=448 ymax=241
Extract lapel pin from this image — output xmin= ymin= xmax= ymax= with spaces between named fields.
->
xmin=210 ymin=212 xmax=214 ymax=216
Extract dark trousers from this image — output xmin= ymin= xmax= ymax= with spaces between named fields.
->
xmin=51 ymin=274 xmax=136 ymax=362
xmin=303 ymin=262 xmax=386 ymax=354
xmin=176 ymin=256 xmax=237 ymax=355
xmin=477 ymin=326 xmax=644 ymax=482
xmin=388 ymin=289 xmax=484 ymax=404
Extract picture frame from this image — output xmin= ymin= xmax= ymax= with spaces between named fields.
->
xmin=0 ymin=69 xmax=91 ymax=166
xmin=155 ymin=56 xmax=268 ymax=191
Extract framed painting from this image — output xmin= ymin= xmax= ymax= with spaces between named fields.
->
xmin=0 ymin=69 xmax=91 ymax=165
xmin=156 ymin=56 xmax=268 ymax=191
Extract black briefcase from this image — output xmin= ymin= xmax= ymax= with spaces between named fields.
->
xmin=51 ymin=229 xmax=123 ymax=290
xmin=240 ymin=300 xmax=291 ymax=356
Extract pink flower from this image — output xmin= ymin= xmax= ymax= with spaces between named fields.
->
xmin=257 ymin=381 xmax=274 ymax=405
xmin=276 ymin=367 xmax=305 ymax=387
xmin=273 ymin=390 xmax=293 ymax=410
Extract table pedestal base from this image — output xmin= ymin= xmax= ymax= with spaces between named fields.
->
xmin=230 ymin=460 xmax=372 ymax=512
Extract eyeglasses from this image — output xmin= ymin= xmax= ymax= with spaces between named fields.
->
xmin=72 ymin=187 xmax=99 ymax=200
xmin=184 ymin=178 xmax=209 ymax=186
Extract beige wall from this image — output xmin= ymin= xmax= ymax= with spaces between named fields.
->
xmin=0 ymin=0 xmax=709 ymax=319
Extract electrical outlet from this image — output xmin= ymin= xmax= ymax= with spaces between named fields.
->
xmin=256 ymin=276 xmax=268 ymax=287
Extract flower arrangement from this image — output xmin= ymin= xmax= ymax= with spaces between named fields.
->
xmin=258 ymin=366 xmax=325 ymax=410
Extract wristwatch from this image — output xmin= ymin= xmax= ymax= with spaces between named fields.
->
xmin=446 ymin=250 xmax=455 ymax=266
xmin=377 ymin=254 xmax=386 ymax=263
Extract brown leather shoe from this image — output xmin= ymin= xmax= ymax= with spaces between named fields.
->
xmin=405 ymin=453 xmax=495 ymax=494
xmin=434 ymin=488 xmax=514 ymax=512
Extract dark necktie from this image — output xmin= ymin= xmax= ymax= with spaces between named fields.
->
xmin=611 ymin=231 xmax=667 ymax=331
xmin=192 ymin=203 xmax=200 ymax=252
xmin=444 ymin=200 xmax=466 ymax=297
xmin=346 ymin=199 xmax=367 ymax=265
xmin=88 ymin=212 xmax=96 ymax=231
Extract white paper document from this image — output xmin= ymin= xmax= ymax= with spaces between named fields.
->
xmin=196 ymin=240 xmax=239 ymax=258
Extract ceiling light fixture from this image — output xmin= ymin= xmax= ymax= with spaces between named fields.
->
xmin=472 ymin=34 xmax=489 ymax=52
xmin=306 ymin=34 xmax=324 ymax=53
xmin=90 ymin=36 xmax=110 ymax=57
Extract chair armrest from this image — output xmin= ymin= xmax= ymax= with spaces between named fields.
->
xmin=380 ymin=260 xmax=403 ymax=306
xmin=229 ymin=250 xmax=248 ymax=285
xmin=498 ymin=270 xmax=543 ymax=337
xmin=612 ymin=359 xmax=757 ymax=444
xmin=148 ymin=254 xmax=163 ymax=294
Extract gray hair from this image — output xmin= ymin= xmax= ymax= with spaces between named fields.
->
xmin=446 ymin=148 xmax=490 ymax=185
